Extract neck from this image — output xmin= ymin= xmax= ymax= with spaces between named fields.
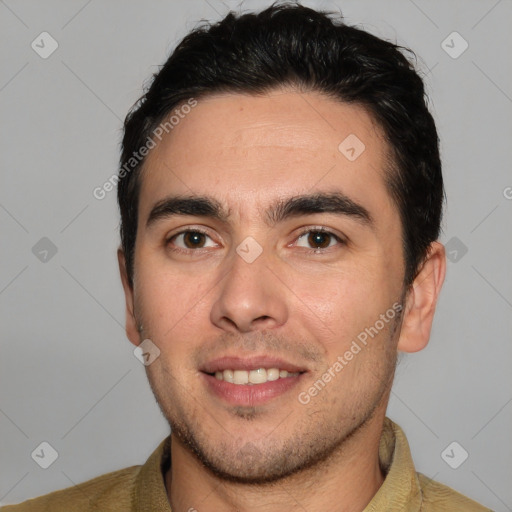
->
xmin=165 ymin=409 xmax=387 ymax=512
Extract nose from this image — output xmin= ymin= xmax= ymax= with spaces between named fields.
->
xmin=210 ymin=247 xmax=289 ymax=333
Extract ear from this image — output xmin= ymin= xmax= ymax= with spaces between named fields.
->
xmin=397 ymin=241 xmax=446 ymax=353
xmin=117 ymin=248 xmax=141 ymax=347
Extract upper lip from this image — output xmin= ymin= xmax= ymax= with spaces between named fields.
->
xmin=201 ymin=356 xmax=308 ymax=374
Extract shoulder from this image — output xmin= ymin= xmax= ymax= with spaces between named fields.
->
xmin=0 ymin=465 xmax=140 ymax=512
xmin=418 ymin=473 xmax=492 ymax=511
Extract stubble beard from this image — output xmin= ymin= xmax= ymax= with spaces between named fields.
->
xmin=145 ymin=330 xmax=400 ymax=486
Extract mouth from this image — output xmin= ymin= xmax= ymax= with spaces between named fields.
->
xmin=200 ymin=356 xmax=308 ymax=406
xmin=210 ymin=368 xmax=300 ymax=384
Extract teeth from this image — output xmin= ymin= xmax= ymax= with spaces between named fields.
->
xmin=249 ymin=368 xmax=267 ymax=384
xmin=213 ymin=368 xmax=299 ymax=385
xmin=233 ymin=370 xmax=249 ymax=384
xmin=267 ymin=368 xmax=279 ymax=381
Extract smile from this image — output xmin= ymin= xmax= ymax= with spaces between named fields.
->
xmin=213 ymin=368 xmax=300 ymax=385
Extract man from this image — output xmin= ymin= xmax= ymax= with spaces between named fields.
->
xmin=3 ymin=3 xmax=491 ymax=511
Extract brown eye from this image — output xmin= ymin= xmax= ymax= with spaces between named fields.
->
xmin=307 ymin=231 xmax=332 ymax=249
xmin=295 ymin=230 xmax=342 ymax=250
xmin=169 ymin=230 xmax=217 ymax=250
xmin=183 ymin=231 xmax=206 ymax=248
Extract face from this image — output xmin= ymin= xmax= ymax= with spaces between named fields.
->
xmin=123 ymin=90 xmax=408 ymax=483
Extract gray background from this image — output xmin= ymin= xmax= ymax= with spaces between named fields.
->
xmin=1 ymin=0 xmax=511 ymax=509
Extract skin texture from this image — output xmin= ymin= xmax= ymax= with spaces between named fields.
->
xmin=118 ymin=89 xmax=446 ymax=512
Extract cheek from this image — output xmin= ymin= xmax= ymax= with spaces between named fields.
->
xmin=289 ymin=264 xmax=390 ymax=333
xmin=288 ymin=275 xmax=401 ymax=387
xmin=134 ymin=259 xmax=214 ymax=345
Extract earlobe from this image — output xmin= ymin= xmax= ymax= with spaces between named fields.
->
xmin=397 ymin=241 xmax=446 ymax=353
xmin=117 ymin=248 xmax=141 ymax=347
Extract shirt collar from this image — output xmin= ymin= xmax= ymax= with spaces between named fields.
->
xmin=363 ymin=418 xmax=423 ymax=511
xmin=134 ymin=436 xmax=172 ymax=511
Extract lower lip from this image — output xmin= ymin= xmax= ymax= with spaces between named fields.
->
xmin=202 ymin=372 xmax=304 ymax=406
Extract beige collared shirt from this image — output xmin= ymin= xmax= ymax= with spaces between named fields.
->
xmin=1 ymin=418 xmax=491 ymax=511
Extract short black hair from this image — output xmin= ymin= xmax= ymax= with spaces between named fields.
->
xmin=118 ymin=2 xmax=443 ymax=288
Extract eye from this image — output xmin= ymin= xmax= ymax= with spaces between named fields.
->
xmin=294 ymin=229 xmax=344 ymax=251
xmin=168 ymin=230 xmax=218 ymax=250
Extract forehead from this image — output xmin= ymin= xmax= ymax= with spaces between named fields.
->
xmin=138 ymin=90 xmax=395 ymax=223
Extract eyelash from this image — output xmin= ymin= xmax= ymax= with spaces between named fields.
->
xmin=294 ymin=227 xmax=346 ymax=253
xmin=165 ymin=227 xmax=213 ymax=255
xmin=165 ymin=227 xmax=345 ymax=254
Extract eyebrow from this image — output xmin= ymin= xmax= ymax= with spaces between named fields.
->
xmin=268 ymin=192 xmax=373 ymax=227
xmin=146 ymin=196 xmax=228 ymax=229
xmin=145 ymin=192 xmax=373 ymax=230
